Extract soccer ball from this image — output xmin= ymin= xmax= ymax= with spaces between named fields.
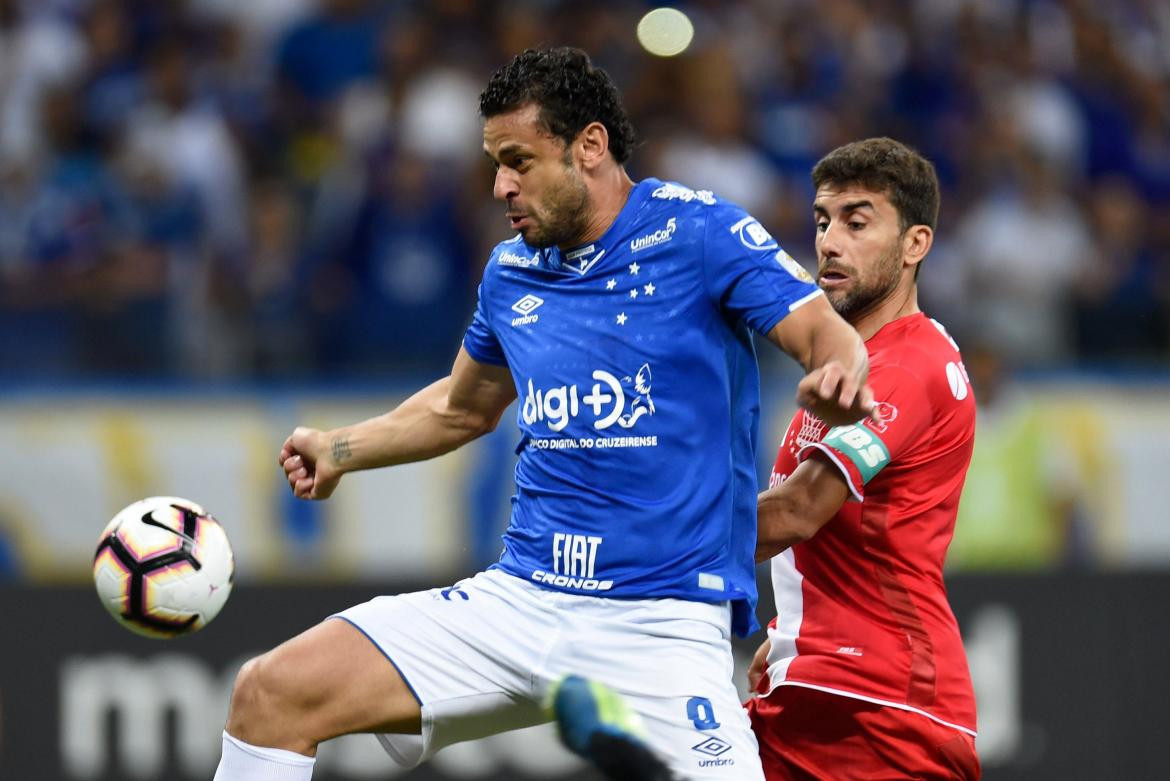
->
xmin=93 ymin=496 xmax=235 ymax=638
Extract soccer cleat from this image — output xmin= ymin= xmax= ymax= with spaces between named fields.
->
xmin=547 ymin=675 xmax=675 ymax=781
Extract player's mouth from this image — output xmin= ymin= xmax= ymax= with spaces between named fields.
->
xmin=507 ymin=212 xmax=530 ymax=230
xmin=818 ymin=268 xmax=851 ymax=288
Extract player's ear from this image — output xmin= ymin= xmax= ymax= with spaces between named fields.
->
xmin=903 ymin=224 xmax=932 ymax=269
xmin=575 ymin=121 xmax=610 ymax=171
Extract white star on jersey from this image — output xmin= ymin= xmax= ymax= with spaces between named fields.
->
xmin=643 ymin=283 xmax=655 ymax=296
xmin=616 ymin=312 xmax=628 ymax=325
xmin=628 ymin=262 xmax=640 ymax=275
xmin=606 ymin=278 xmax=617 ymax=290
xmin=629 ymin=289 xmax=638 ymax=299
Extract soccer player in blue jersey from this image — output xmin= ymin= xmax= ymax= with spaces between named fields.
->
xmin=214 ymin=48 xmax=872 ymax=781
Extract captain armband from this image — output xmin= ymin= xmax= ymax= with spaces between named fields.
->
xmin=819 ymin=424 xmax=891 ymax=485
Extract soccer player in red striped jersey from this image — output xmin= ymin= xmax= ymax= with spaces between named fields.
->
xmin=746 ymin=138 xmax=980 ymax=780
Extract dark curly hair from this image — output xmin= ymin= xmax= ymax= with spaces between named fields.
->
xmin=479 ymin=47 xmax=637 ymax=164
xmin=812 ymin=137 xmax=940 ymax=233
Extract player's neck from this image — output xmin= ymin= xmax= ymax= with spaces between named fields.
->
xmin=850 ymin=285 xmax=920 ymax=341
xmin=564 ymin=168 xmax=635 ymax=249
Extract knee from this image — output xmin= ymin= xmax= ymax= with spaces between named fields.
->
xmin=226 ymin=653 xmax=292 ymax=739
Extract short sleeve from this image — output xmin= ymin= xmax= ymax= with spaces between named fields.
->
xmin=462 ymin=281 xmax=508 ymax=366
xmin=798 ymin=364 xmax=933 ymax=500
xmin=701 ymin=204 xmax=821 ymax=335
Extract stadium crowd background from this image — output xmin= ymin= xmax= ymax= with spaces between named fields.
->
xmin=1 ymin=3 xmax=1168 ymax=778
xmin=0 ymin=0 xmax=1168 ymax=577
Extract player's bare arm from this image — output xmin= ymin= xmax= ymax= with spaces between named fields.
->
xmin=768 ymin=294 xmax=874 ymax=428
xmin=756 ymin=452 xmax=850 ymax=562
xmin=280 ymin=347 xmax=516 ymax=500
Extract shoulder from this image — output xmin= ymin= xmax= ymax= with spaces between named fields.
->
xmin=485 ymin=235 xmax=540 ymax=275
xmin=870 ymin=317 xmax=974 ymax=407
xmin=644 ymin=179 xmax=720 ymax=211
xmin=645 ymin=179 xmax=778 ymax=252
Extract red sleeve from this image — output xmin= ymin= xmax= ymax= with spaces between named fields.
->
xmin=798 ymin=364 xmax=934 ymax=501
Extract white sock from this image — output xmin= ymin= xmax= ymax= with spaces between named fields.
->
xmin=213 ymin=731 xmax=316 ymax=781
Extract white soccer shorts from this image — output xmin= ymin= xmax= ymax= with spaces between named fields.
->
xmin=332 ymin=569 xmax=763 ymax=780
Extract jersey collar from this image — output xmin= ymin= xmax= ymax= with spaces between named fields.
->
xmin=537 ymin=179 xmax=655 ymax=275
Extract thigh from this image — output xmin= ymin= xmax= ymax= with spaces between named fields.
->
xmin=229 ymin=616 xmax=422 ymax=749
xmin=337 ymin=571 xmax=559 ymax=765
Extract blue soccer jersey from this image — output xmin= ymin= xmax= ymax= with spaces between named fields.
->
xmin=463 ymin=178 xmax=821 ymax=636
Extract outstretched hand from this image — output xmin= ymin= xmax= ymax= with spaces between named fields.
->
xmin=796 ymin=361 xmax=877 ymax=429
xmin=279 ymin=426 xmax=344 ymax=500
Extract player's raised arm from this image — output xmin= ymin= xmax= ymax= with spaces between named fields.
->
xmin=767 ymin=293 xmax=874 ymax=428
xmin=279 ymin=347 xmax=516 ymax=500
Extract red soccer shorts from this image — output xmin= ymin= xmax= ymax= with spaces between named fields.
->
xmin=745 ymin=685 xmax=980 ymax=780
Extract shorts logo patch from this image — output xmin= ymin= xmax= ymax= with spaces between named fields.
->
xmin=692 ymin=737 xmax=731 ymax=757
xmin=692 ymin=736 xmax=735 ymax=767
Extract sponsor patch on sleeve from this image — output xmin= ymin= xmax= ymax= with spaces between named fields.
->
xmin=775 ymin=250 xmax=814 ymax=283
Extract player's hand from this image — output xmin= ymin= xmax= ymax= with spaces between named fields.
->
xmin=279 ymin=426 xmax=344 ymax=500
xmin=796 ymin=361 xmax=876 ymax=429
xmin=747 ymin=637 xmax=772 ymax=695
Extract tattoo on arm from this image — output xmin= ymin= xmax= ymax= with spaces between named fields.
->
xmin=331 ymin=436 xmax=352 ymax=463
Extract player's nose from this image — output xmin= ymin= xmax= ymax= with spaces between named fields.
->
xmin=493 ymin=169 xmax=519 ymax=201
xmin=818 ymin=222 xmax=844 ymax=258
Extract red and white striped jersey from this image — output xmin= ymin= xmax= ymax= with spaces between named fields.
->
xmin=761 ymin=312 xmax=978 ymax=736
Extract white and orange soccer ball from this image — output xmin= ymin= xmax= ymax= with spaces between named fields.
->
xmin=93 ymin=496 xmax=235 ymax=638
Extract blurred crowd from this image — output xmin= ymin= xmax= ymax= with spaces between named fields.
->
xmin=1 ymin=0 xmax=1168 ymax=380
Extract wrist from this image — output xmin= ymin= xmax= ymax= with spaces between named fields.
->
xmin=327 ymin=429 xmax=356 ymax=474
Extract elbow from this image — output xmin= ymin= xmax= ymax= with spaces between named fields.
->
xmin=757 ymin=516 xmax=817 ymax=549
xmin=453 ymin=412 xmax=494 ymax=441
xmin=456 ymin=406 xmax=503 ymax=440
xmin=477 ymin=412 xmax=502 ymax=436
xmin=756 ymin=499 xmax=822 ymax=562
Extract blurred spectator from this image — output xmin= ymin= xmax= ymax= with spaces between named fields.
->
xmin=955 ymin=144 xmax=1091 ymax=366
xmin=77 ymin=0 xmax=143 ymax=139
xmin=2 ymin=85 xmax=126 ymax=373
xmin=236 ymin=178 xmax=312 ymax=376
xmin=651 ymin=46 xmax=783 ymax=219
xmin=311 ymin=149 xmax=474 ymax=374
xmin=0 ymin=0 xmax=86 ymax=165
xmin=1074 ymin=176 xmax=1170 ymax=361
xmin=123 ymin=39 xmax=246 ymax=255
xmin=275 ymin=0 xmax=382 ymax=109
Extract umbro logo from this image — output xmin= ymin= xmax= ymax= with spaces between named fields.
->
xmin=692 ymin=737 xmax=732 ymax=757
xmin=511 ymin=294 xmax=544 ymax=326
xmin=692 ymin=736 xmax=735 ymax=767
xmin=511 ymin=294 xmax=543 ymax=315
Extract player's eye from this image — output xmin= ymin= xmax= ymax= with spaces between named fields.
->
xmin=816 ymin=221 xmax=829 ymax=232
xmin=848 ymin=221 xmax=865 ymax=230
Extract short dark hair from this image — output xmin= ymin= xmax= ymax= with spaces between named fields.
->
xmin=812 ymin=137 xmax=940 ymax=233
xmin=479 ymin=47 xmax=637 ymax=164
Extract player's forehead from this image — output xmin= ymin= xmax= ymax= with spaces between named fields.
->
xmin=482 ymin=103 xmax=558 ymax=157
xmin=813 ymin=183 xmax=896 ymax=217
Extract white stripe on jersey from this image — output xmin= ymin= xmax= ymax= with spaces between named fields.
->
xmin=767 ymin=548 xmax=804 ymax=681
xmin=758 ymin=681 xmax=978 ymax=738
